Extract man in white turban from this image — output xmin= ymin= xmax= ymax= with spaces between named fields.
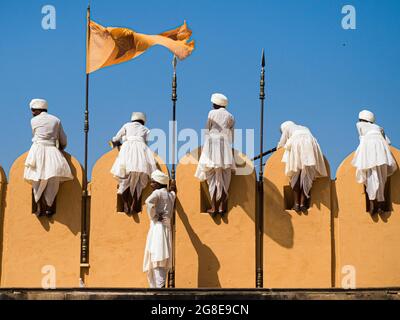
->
xmin=195 ymin=93 xmax=236 ymax=216
xmin=277 ymin=121 xmax=328 ymax=213
xmin=143 ymin=170 xmax=176 ymax=288
xmin=24 ymin=99 xmax=73 ymax=216
xmin=110 ymin=112 xmax=157 ymax=214
xmin=352 ymin=110 xmax=397 ymax=214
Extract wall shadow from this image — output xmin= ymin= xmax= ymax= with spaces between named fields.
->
xmin=37 ymin=152 xmax=82 ymax=235
xmin=176 ymin=199 xmax=221 ymax=288
xmin=264 ymin=178 xmax=294 ymax=249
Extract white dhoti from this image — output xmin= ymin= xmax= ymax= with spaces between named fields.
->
xmin=32 ymin=177 xmax=60 ymax=206
xmin=143 ymin=188 xmax=175 ymax=288
xmin=117 ymin=172 xmax=149 ymax=199
xmin=147 ymin=267 xmax=168 ymax=288
xmin=195 ymin=132 xmax=236 ymax=201
xmin=352 ymin=131 xmax=397 ymax=202
xmin=24 ymin=140 xmax=73 ymax=206
xmin=364 ymin=165 xmax=389 ymax=202
xmin=111 ymin=136 xmax=156 ymax=199
xmin=205 ymin=168 xmax=232 ymax=201
xmin=289 ymin=166 xmax=317 ymax=198
xmin=281 ymin=131 xmax=327 ymax=198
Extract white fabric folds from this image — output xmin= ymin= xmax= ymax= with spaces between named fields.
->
xmin=143 ymin=188 xmax=176 ymax=276
xmin=278 ymin=123 xmax=327 ymax=198
xmin=352 ymin=121 xmax=397 ymax=201
xmin=111 ymin=122 xmax=157 ymax=180
xmin=195 ymin=108 xmax=236 ymax=200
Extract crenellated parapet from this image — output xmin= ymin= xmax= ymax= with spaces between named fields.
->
xmin=0 ymin=147 xmax=400 ymax=288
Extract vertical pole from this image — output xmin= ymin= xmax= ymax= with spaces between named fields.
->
xmin=81 ymin=4 xmax=90 ymax=270
xmin=168 ymin=56 xmax=178 ymax=288
xmin=256 ymin=49 xmax=265 ymax=288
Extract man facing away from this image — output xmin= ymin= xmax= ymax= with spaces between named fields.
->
xmin=277 ymin=120 xmax=328 ymax=213
xmin=110 ymin=112 xmax=157 ymax=214
xmin=24 ymin=99 xmax=73 ymax=217
xmin=195 ymin=93 xmax=236 ymax=216
xmin=143 ymin=170 xmax=176 ymax=288
xmin=352 ymin=110 xmax=397 ymax=214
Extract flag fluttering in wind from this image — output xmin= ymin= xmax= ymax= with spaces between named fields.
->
xmin=86 ymin=20 xmax=195 ymax=73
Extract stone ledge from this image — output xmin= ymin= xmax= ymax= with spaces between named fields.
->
xmin=1 ymin=288 xmax=399 ymax=300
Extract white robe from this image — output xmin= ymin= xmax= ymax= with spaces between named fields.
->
xmin=24 ymin=112 xmax=73 ymax=206
xmin=351 ymin=122 xmax=397 ymax=201
xmin=110 ymin=122 xmax=157 ymax=197
xmin=195 ymin=108 xmax=236 ymax=200
xmin=143 ymin=188 xmax=175 ymax=279
xmin=278 ymin=124 xmax=327 ymax=198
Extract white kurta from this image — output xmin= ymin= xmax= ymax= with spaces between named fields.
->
xmin=351 ymin=122 xmax=397 ymax=201
xmin=110 ymin=122 xmax=157 ymax=196
xmin=195 ymin=108 xmax=236 ymax=200
xmin=143 ymin=188 xmax=175 ymax=287
xmin=24 ymin=112 xmax=73 ymax=205
xmin=278 ymin=124 xmax=327 ymax=198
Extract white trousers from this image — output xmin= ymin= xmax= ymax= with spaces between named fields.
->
xmin=117 ymin=172 xmax=149 ymax=199
xmin=365 ymin=165 xmax=388 ymax=202
xmin=206 ymin=168 xmax=232 ymax=201
xmin=147 ymin=267 xmax=167 ymax=288
xmin=290 ymin=166 xmax=317 ymax=199
xmin=32 ymin=177 xmax=60 ymax=206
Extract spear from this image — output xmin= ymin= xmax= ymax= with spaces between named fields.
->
xmin=256 ymin=49 xmax=266 ymax=288
xmin=168 ymin=55 xmax=178 ymax=288
xmin=80 ymin=4 xmax=91 ymax=272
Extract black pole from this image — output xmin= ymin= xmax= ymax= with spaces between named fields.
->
xmin=168 ymin=56 xmax=177 ymax=288
xmin=80 ymin=4 xmax=90 ymax=271
xmin=252 ymin=147 xmax=277 ymax=162
xmin=256 ymin=49 xmax=266 ymax=288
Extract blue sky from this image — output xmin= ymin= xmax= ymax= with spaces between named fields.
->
xmin=0 ymin=0 xmax=399 ymax=178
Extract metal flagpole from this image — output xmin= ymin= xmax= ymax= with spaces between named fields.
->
xmin=256 ymin=49 xmax=266 ymax=288
xmin=168 ymin=55 xmax=178 ymax=288
xmin=81 ymin=4 xmax=91 ymax=272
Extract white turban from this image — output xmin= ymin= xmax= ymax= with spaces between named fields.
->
xmin=359 ymin=110 xmax=375 ymax=123
xmin=151 ymin=170 xmax=169 ymax=186
xmin=211 ymin=93 xmax=229 ymax=108
xmin=29 ymin=99 xmax=48 ymax=110
xmin=131 ymin=112 xmax=146 ymax=123
xmin=280 ymin=121 xmax=296 ymax=132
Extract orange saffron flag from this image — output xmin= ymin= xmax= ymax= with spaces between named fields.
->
xmin=86 ymin=20 xmax=195 ymax=73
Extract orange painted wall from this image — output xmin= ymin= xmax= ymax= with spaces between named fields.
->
xmin=85 ymin=149 xmax=168 ymax=288
xmin=175 ymin=148 xmax=256 ymax=288
xmin=263 ymin=149 xmax=332 ymax=288
xmin=0 ymin=152 xmax=83 ymax=288
xmin=334 ymin=147 xmax=400 ymax=288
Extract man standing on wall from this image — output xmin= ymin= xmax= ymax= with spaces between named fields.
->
xmin=24 ymin=99 xmax=73 ymax=217
xmin=195 ymin=93 xmax=236 ymax=216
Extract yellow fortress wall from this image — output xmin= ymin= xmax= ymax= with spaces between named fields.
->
xmin=334 ymin=147 xmax=400 ymax=288
xmin=175 ymin=148 xmax=256 ymax=288
xmin=0 ymin=152 xmax=83 ymax=288
xmin=1 ymin=147 xmax=400 ymax=289
xmin=263 ymin=149 xmax=332 ymax=288
xmin=85 ymin=149 xmax=169 ymax=287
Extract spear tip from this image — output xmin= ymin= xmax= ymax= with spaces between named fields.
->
xmin=173 ymin=55 xmax=178 ymax=69
xmin=261 ymin=49 xmax=265 ymax=68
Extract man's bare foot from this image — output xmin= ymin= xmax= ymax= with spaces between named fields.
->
xmin=123 ymin=202 xmax=130 ymax=214
xmin=219 ymin=201 xmax=228 ymax=216
xmin=292 ymin=203 xmax=301 ymax=213
xmin=300 ymin=205 xmax=308 ymax=213
xmin=130 ymin=200 xmax=139 ymax=215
